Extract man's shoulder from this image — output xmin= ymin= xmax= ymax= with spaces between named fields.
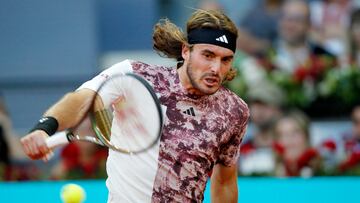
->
xmin=217 ymin=87 xmax=249 ymax=117
xmin=218 ymin=87 xmax=248 ymax=107
xmin=126 ymin=60 xmax=173 ymax=77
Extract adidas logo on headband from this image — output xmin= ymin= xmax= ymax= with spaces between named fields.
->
xmin=215 ymin=35 xmax=228 ymax=44
xmin=188 ymin=28 xmax=236 ymax=52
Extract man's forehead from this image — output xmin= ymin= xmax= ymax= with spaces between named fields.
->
xmin=192 ymin=43 xmax=234 ymax=56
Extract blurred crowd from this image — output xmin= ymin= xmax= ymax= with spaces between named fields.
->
xmin=2 ymin=0 xmax=360 ymax=181
xmin=215 ymin=0 xmax=360 ymax=177
xmin=204 ymin=0 xmax=360 ymax=177
xmin=223 ymin=0 xmax=360 ymax=113
xmin=238 ymin=101 xmax=360 ymax=177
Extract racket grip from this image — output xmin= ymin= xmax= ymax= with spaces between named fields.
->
xmin=46 ymin=132 xmax=70 ymax=148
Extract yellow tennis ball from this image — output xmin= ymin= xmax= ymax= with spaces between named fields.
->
xmin=60 ymin=183 xmax=86 ymax=203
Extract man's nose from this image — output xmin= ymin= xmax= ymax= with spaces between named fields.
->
xmin=210 ymin=59 xmax=221 ymax=74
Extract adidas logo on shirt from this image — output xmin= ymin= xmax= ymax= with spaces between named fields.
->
xmin=215 ymin=35 xmax=228 ymax=44
xmin=183 ymin=107 xmax=196 ymax=117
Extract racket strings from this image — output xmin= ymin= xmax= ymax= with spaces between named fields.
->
xmin=91 ymin=73 xmax=163 ymax=154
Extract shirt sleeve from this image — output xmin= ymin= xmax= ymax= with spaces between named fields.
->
xmin=77 ymin=59 xmax=133 ymax=92
xmin=217 ymin=106 xmax=250 ymax=167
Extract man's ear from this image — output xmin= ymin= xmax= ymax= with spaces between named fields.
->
xmin=182 ymin=43 xmax=190 ymax=62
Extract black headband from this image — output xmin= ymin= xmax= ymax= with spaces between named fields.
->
xmin=187 ymin=28 xmax=237 ymax=53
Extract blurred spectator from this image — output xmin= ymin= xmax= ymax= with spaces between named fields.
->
xmin=348 ymin=8 xmax=360 ymax=66
xmin=273 ymin=110 xmax=322 ymax=177
xmin=0 ymin=95 xmax=14 ymax=181
xmin=198 ymin=0 xmax=259 ymax=25
xmin=0 ymin=94 xmax=40 ymax=180
xmin=310 ymin=0 xmax=353 ymax=61
xmin=221 ymin=0 xmax=259 ymax=25
xmin=51 ymin=141 xmax=108 ymax=179
xmin=229 ymin=0 xmax=339 ymax=112
xmin=339 ymin=104 xmax=360 ymax=174
xmin=0 ymin=123 xmax=10 ymax=180
xmin=0 ymin=98 xmax=10 ymax=169
xmin=238 ymin=84 xmax=284 ymax=176
xmin=0 ymin=97 xmax=26 ymax=161
xmin=237 ymin=0 xmax=284 ymax=57
xmin=198 ymin=0 xmax=223 ymax=10
xmin=247 ymin=84 xmax=285 ymax=131
xmin=274 ymin=0 xmax=337 ymax=75
xmin=229 ymin=0 xmax=283 ymax=99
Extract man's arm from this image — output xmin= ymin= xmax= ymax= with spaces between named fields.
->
xmin=21 ymin=89 xmax=96 ymax=160
xmin=210 ymin=163 xmax=238 ymax=203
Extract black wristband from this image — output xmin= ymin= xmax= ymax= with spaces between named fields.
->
xmin=30 ymin=116 xmax=59 ymax=136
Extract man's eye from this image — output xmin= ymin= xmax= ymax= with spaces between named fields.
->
xmin=222 ymin=58 xmax=232 ymax=63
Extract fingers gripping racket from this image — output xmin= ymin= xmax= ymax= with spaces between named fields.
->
xmin=46 ymin=73 xmax=163 ymax=154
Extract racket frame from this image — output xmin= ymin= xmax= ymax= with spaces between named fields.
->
xmin=87 ymin=73 xmax=163 ymax=154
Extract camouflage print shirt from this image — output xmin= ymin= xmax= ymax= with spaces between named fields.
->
xmin=131 ymin=61 xmax=249 ymax=202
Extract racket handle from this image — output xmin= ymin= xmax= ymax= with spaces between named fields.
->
xmin=46 ymin=132 xmax=70 ymax=148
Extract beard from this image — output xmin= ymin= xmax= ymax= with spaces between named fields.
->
xmin=186 ymin=60 xmax=222 ymax=95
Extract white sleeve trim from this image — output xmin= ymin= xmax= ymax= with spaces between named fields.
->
xmin=77 ymin=59 xmax=134 ymax=92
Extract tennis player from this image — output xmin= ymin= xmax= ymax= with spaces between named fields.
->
xmin=21 ymin=9 xmax=249 ymax=202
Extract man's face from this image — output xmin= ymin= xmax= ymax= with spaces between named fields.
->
xmin=181 ymin=44 xmax=234 ymax=95
xmin=279 ymin=1 xmax=309 ymax=46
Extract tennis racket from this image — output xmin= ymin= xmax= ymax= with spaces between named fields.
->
xmin=46 ymin=73 xmax=163 ymax=154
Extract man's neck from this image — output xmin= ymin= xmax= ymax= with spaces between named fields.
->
xmin=177 ymin=65 xmax=204 ymax=96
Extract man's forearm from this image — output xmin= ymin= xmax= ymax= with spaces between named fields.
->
xmin=44 ymin=89 xmax=95 ymax=131
xmin=210 ymin=164 xmax=238 ymax=203
xmin=211 ymin=176 xmax=238 ymax=203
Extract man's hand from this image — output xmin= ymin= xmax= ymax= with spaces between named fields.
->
xmin=20 ymin=130 xmax=53 ymax=161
